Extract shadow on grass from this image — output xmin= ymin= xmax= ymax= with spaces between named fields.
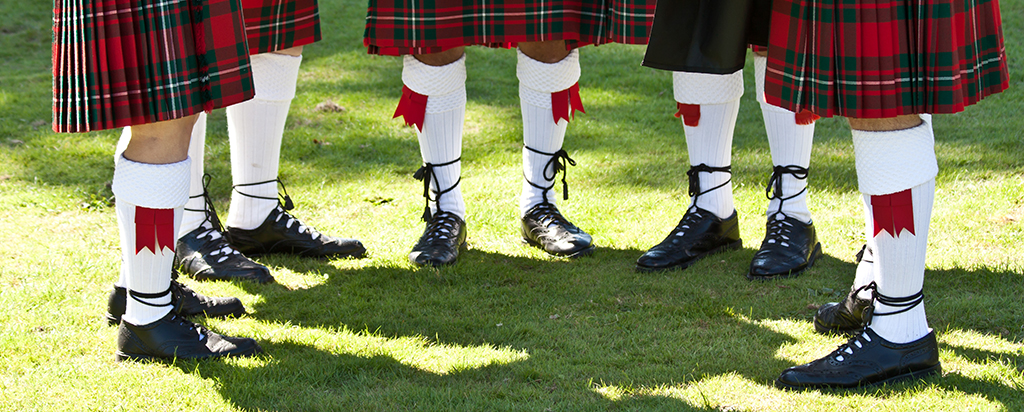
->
xmin=155 ymin=240 xmax=1024 ymax=409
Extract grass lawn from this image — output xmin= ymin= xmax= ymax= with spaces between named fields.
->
xmin=1 ymin=1 xmax=1022 ymax=410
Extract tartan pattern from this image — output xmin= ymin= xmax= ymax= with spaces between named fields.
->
xmin=53 ymin=0 xmax=254 ymax=133
xmin=765 ymin=0 xmax=1009 ymax=118
xmin=363 ymin=0 xmax=657 ymax=56
xmin=242 ymin=0 xmax=321 ymax=54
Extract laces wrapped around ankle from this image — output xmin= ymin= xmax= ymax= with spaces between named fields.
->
xmin=852 ymin=282 xmax=925 ymax=328
xmin=523 ymin=145 xmax=576 ymax=202
xmin=183 ymin=176 xmax=246 ymax=262
xmin=414 ymin=158 xmax=461 ymax=222
xmin=765 ymin=165 xmax=808 ymax=214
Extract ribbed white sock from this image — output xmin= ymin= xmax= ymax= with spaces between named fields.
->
xmin=517 ymin=49 xmax=580 ymax=215
xmin=112 ymin=156 xmax=190 ymax=326
xmin=852 ymin=120 xmax=937 ymax=343
xmin=404 ymin=54 xmax=467 ymax=219
xmin=179 ymin=112 xmax=209 ymax=236
xmin=673 ymin=71 xmax=743 ymax=219
xmin=755 ymin=55 xmax=814 ymax=224
xmin=225 ymin=53 xmax=302 ymax=230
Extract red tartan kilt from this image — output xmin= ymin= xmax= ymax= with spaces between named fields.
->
xmin=363 ymin=0 xmax=656 ymax=56
xmin=52 ymin=0 xmax=254 ymax=133
xmin=765 ymin=0 xmax=1009 ymax=118
xmin=241 ymin=0 xmax=321 ymax=55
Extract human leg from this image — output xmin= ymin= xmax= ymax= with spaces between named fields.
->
xmin=635 ymin=70 xmax=744 ymax=272
xmin=517 ymin=41 xmax=594 ymax=258
xmin=398 ymin=48 xmax=469 ymax=266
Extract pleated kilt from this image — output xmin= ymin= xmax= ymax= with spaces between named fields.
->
xmin=242 ymin=0 xmax=321 ymax=54
xmin=363 ymin=0 xmax=657 ymax=56
xmin=52 ymin=0 xmax=254 ymax=133
xmin=765 ymin=0 xmax=1010 ymax=118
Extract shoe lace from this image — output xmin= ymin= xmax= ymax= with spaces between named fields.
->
xmin=833 ymin=330 xmax=873 ymax=362
xmin=414 ymin=158 xmax=461 ymax=222
xmin=184 ymin=175 xmax=245 ymax=263
xmin=529 ymin=202 xmax=572 ymax=230
xmin=523 ymin=145 xmax=576 ymax=203
xmin=671 ymin=207 xmax=706 ymax=237
xmin=232 ymin=177 xmax=323 ymax=241
xmin=169 ymin=280 xmax=199 ymax=303
xmin=829 ymin=282 xmax=925 ymax=362
xmin=422 ymin=212 xmax=461 ymax=243
xmin=762 ymin=212 xmax=796 ymax=248
xmin=273 ymin=206 xmax=322 ymax=241
xmin=764 ymin=165 xmax=809 ymax=215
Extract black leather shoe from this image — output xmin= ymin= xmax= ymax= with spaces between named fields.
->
xmin=176 ymin=225 xmax=274 ymax=284
xmin=409 ymin=211 xmax=467 ymax=267
xmin=521 ymin=203 xmax=594 ymax=258
xmin=225 ymin=205 xmax=366 ymax=259
xmin=115 ymin=312 xmax=262 ymax=362
xmin=747 ymin=213 xmax=822 ymax=280
xmin=636 ymin=207 xmax=742 ymax=272
xmin=814 ymin=245 xmax=874 ymax=334
xmin=814 ymin=288 xmax=872 ymax=335
xmin=106 ymin=280 xmax=247 ymax=326
xmin=776 ymin=328 xmax=941 ymax=390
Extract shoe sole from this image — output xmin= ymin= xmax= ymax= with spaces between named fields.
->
xmin=745 ymin=242 xmax=823 ymax=281
xmin=410 ymin=241 xmax=467 ymax=267
xmin=521 ymin=237 xmax=596 ymax=259
xmin=635 ymin=239 xmax=743 ymax=273
xmin=774 ymin=363 xmax=942 ymax=391
xmin=115 ymin=347 xmax=261 ymax=362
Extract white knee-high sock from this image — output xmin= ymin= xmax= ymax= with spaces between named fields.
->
xmin=517 ymin=49 xmax=580 ymax=215
xmin=672 ymin=70 xmax=743 ymax=219
xmin=755 ymin=55 xmax=814 ymax=224
xmin=179 ymin=112 xmax=209 ymax=236
xmin=853 ymin=119 xmax=937 ymax=343
xmin=112 ymin=156 xmax=190 ymax=326
xmin=403 ymin=54 xmax=467 ymax=219
xmin=225 ymin=53 xmax=302 ymax=230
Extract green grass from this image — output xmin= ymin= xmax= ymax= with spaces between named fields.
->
xmin=2 ymin=1 xmax=1023 ymax=410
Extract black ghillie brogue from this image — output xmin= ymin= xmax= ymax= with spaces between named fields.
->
xmin=106 ymin=280 xmax=246 ymax=326
xmin=521 ymin=202 xmax=594 ymax=258
xmin=225 ymin=179 xmax=365 ymax=259
xmin=409 ymin=211 xmax=467 ymax=267
xmin=748 ymin=165 xmax=821 ymax=280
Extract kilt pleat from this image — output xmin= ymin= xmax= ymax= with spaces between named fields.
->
xmin=765 ymin=0 xmax=1009 ymax=118
xmin=242 ymin=0 xmax=321 ymax=54
xmin=52 ymin=0 xmax=254 ymax=133
xmin=363 ymin=0 xmax=657 ymax=56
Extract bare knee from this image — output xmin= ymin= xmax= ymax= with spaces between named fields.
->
xmin=271 ymin=45 xmax=303 ymax=57
xmin=519 ymin=41 xmax=570 ymax=63
xmin=123 ymin=114 xmax=198 ymax=164
xmin=414 ymin=47 xmax=465 ymax=66
xmin=847 ymin=115 xmax=923 ymax=131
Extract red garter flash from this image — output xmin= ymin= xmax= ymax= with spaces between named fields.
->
xmin=675 ymin=103 xmax=701 ymax=126
xmin=394 ymin=85 xmax=428 ymax=130
xmin=135 ymin=207 xmax=176 ymax=254
xmin=795 ymin=109 xmax=820 ymax=125
xmin=871 ymin=189 xmax=915 ymax=238
xmin=552 ymin=83 xmax=584 ymax=124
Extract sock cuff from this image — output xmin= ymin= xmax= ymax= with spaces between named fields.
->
xmin=402 ymin=54 xmax=467 ymax=97
xmin=112 ymin=156 xmax=191 ymax=208
xmin=516 ymin=48 xmax=580 ymax=94
xmin=250 ymin=53 xmax=302 ymax=101
xmin=673 ymin=70 xmax=743 ymax=105
xmin=853 ymin=119 xmax=938 ymax=195
xmin=754 ymin=55 xmax=768 ymax=105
